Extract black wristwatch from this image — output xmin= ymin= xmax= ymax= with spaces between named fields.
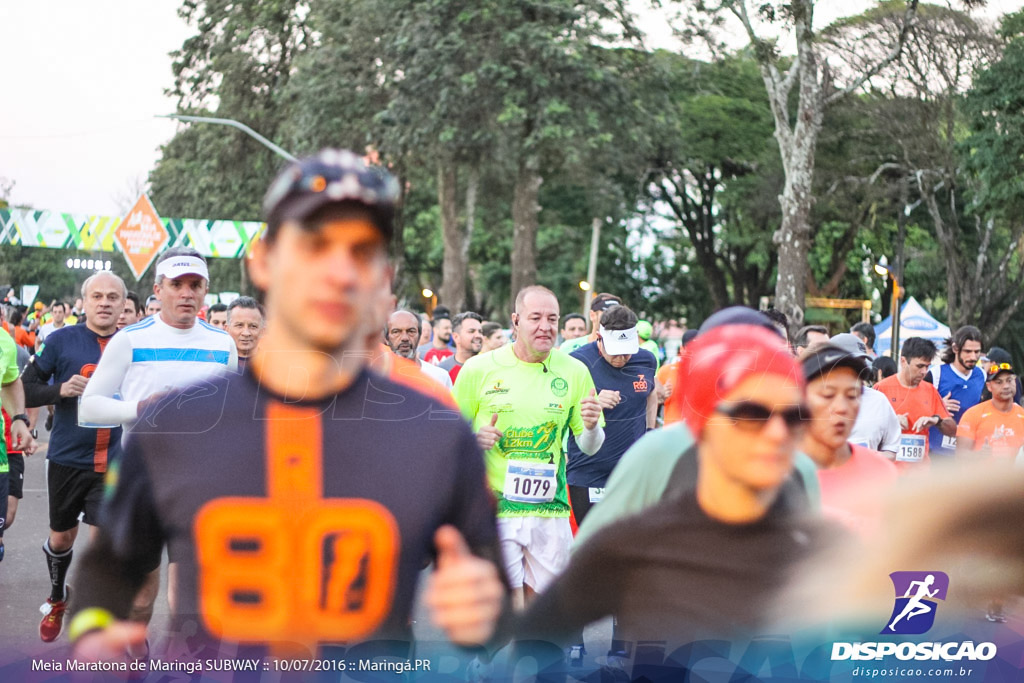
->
xmin=10 ymin=413 xmax=30 ymax=426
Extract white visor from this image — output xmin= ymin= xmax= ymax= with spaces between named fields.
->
xmin=598 ymin=325 xmax=639 ymax=355
xmin=156 ymin=255 xmax=209 ymax=281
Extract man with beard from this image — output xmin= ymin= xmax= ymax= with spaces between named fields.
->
xmin=419 ymin=313 xmax=454 ymax=365
xmin=924 ymin=326 xmax=985 ymax=458
xmin=386 ymin=309 xmax=452 ymax=390
xmin=439 ymin=312 xmax=483 ymax=383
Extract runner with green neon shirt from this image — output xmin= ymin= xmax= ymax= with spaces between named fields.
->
xmin=453 ymin=285 xmax=605 ymax=610
xmin=1 ymin=315 xmax=38 ymax=562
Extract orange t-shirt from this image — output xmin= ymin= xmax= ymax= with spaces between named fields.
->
xmin=655 ymin=359 xmax=677 ymax=388
xmin=657 ymin=359 xmax=681 ymax=424
xmin=817 ymin=444 xmax=899 ymax=537
xmin=14 ymin=326 xmax=35 ymax=349
xmin=874 ymin=375 xmax=951 ymax=468
xmin=956 ymin=399 xmax=1024 ymax=460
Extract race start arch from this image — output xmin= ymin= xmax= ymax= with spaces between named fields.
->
xmin=0 ymin=194 xmax=264 ymax=280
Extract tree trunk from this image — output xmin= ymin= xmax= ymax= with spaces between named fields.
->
xmin=510 ymin=155 xmax=541 ymax=304
xmin=773 ymin=148 xmax=816 ymax=331
xmin=765 ymin=9 xmax=823 ymax=332
xmin=389 ymin=166 xmax=408 ymax=296
xmin=438 ymin=161 xmax=467 ymax=312
xmin=462 ymin=164 xmax=479 ymax=312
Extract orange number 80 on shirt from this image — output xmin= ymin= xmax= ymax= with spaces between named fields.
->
xmin=194 ymin=497 xmax=399 ymax=645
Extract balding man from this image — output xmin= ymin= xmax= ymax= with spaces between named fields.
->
xmin=22 ymin=271 xmax=126 ymax=642
xmin=453 ymin=285 xmax=604 ymax=609
xmin=386 ymin=309 xmax=452 ymax=390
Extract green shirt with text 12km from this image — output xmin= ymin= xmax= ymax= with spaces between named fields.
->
xmin=453 ymin=345 xmax=599 ymax=518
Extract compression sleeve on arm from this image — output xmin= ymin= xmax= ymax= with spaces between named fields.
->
xmin=78 ymin=332 xmax=139 ymax=425
xmin=22 ymin=359 xmax=62 ymax=408
xmin=575 ymin=424 xmax=605 ymax=455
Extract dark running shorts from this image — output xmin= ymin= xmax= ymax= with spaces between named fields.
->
xmin=47 ymin=460 xmax=105 ymax=532
xmin=7 ymin=452 xmax=24 ymax=499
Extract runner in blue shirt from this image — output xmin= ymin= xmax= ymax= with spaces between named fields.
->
xmin=925 ymin=326 xmax=985 ymax=457
xmin=567 ymin=304 xmax=657 ymax=526
xmin=22 ymin=271 xmax=126 ymax=642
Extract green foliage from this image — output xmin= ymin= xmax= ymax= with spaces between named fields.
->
xmin=960 ymin=11 xmax=1024 ymax=221
xmin=129 ymin=0 xmax=1024 ymax=335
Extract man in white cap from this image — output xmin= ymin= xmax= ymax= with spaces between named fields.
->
xmin=567 ymin=304 xmax=658 ymax=528
xmin=78 ymin=246 xmax=236 ymax=642
xmin=80 ymin=246 xmax=238 ymax=428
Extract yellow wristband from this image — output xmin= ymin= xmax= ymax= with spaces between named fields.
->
xmin=68 ymin=608 xmax=115 ymax=643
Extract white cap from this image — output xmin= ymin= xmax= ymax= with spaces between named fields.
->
xmin=155 ymin=255 xmax=209 ymax=281
xmin=598 ymin=325 xmax=639 ymax=355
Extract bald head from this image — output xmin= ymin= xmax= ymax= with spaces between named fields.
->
xmin=511 ymin=286 xmax=560 ymax=362
xmin=514 ymin=285 xmax=557 ymax=314
xmin=82 ymin=271 xmax=127 ymax=335
xmin=82 ymin=271 xmax=127 ymax=299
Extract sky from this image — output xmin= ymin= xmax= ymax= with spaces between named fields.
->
xmin=2 ymin=0 xmax=1022 ymax=218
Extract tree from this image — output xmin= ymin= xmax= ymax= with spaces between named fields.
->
xmin=147 ymin=1 xmax=313 ymax=295
xmin=955 ymin=9 xmax=1024 ymax=338
xmin=640 ymin=52 xmax=780 ymax=310
xmin=679 ymin=0 xmax=922 ymax=328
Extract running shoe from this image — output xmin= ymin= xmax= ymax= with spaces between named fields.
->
xmin=39 ymin=586 xmax=70 ymax=642
xmin=985 ymin=602 xmax=1007 ymax=623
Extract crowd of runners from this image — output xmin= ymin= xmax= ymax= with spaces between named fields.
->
xmin=0 ymin=149 xmax=1019 ymax=674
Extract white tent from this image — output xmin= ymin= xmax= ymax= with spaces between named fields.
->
xmin=873 ymin=296 xmax=951 ymax=357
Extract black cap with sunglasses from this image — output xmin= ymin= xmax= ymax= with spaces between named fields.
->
xmin=987 ymin=361 xmax=1016 ymax=380
xmin=262 ymin=149 xmax=400 ymax=241
xmin=801 ymin=344 xmax=872 ymax=383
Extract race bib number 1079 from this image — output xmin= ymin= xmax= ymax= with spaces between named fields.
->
xmin=503 ymin=460 xmax=557 ymax=503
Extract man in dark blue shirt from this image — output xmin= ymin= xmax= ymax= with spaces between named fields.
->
xmin=567 ymin=304 xmax=657 ymax=527
xmin=23 ymin=271 xmax=126 ymax=643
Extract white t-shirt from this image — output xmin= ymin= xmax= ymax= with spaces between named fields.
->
xmin=37 ymin=321 xmax=66 ymax=344
xmin=79 ymin=314 xmax=237 ymax=426
xmin=418 ymin=358 xmax=453 ymax=390
xmin=849 ymin=386 xmax=902 ymax=455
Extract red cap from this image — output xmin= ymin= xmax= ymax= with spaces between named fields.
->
xmin=665 ymin=324 xmax=803 ymax=437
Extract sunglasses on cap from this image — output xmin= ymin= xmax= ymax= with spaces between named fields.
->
xmin=262 ymin=150 xmax=399 ymax=229
xmin=713 ymin=401 xmax=806 ymax=432
xmin=987 ymin=362 xmax=1015 ymax=377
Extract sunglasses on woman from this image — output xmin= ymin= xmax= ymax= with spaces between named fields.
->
xmin=713 ymin=402 xmax=806 ymax=432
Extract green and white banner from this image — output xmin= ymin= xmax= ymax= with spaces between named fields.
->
xmin=0 ymin=208 xmax=265 ymax=258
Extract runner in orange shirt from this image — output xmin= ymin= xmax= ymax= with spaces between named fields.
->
xmin=954 ymin=359 xmax=1022 ymax=623
xmin=873 ymin=337 xmax=955 ymax=470
xmin=956 ymin=360 xmax=1024 ymax=461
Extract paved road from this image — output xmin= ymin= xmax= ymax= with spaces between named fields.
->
xmin=0 ymin=432 xmax=611 ymax=673
xmin=0 ymin=431 xmax=174 ymax=668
